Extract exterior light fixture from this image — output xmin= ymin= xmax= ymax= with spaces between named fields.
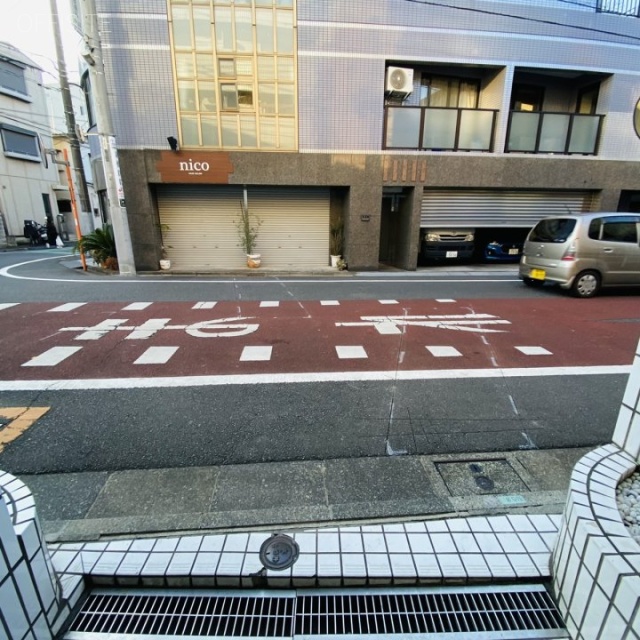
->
xmin=167 ymin=136 xmax=179 ymax=152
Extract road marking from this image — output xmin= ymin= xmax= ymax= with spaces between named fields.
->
xmin=134 ymin=347 xmax=178 ymax=365
xmin=379 ymin=300 xmax=398 ymax=305
xmin=436 ymin=299 xmax=456 ymax=303
xmin=259 ymin=301 xmax=279 ymax=308
xmin=74 ymin=319 xmax=129 ymax=340
xmin=48 ymin=303 xmax=86 ymax=312
xmin=193 ymin=302 xmax=217 ymax=309
xmin=0 ymin=407 xmax=50 ymax=452
xmin=336 ymin=346 xmax=368 ymax=359
xmin=426 ymin=346 xmax=462 ymax=357
xmin=0 ymin=365 xmax=629 ymax=391
xmin=122 ymin=302 xmax=152 ymax=311
xmin=320 ymin=300 xmax=340 ymax=306
xmin=22 ymin=346 xmax=82 ymax=367
xmin=240 ymin=346 xmax=273 ymax=361
xmin=125 ymin=319 xmax=172 ymax=339
xmin=337 ymin=314 xmax=510 ymax=334
xmin=375 ymin=323 xmax=403 ymax=335
xmin=0 ymin=303 xmax=19 ymax=311
xmin=58 ymin=317 xmax=260 ymax=339
xmin=516 ymin=346 xmax=553 ymax=356
xmin=508 ymin=394 xmax=519 ymax=415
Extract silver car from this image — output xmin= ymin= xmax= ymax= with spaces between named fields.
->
xmin=519 ymin=212 xmax=640 ymax=298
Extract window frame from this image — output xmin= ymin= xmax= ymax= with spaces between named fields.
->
xmin=0 ymin=58 xmax=30 ymax=101
xmin=0 ymin=123 xmax=41 ymax=161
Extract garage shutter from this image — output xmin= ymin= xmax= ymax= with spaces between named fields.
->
xmin=157 ymin=186 xmax=329 ymax=270
xmin=421 ymin=189 xmax=596 ymax=228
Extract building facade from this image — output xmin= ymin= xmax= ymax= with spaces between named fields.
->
xmin=0 ymin=42 xmax=62 ymax=246
xmin=86 ymin=0 xmax=640 ymax=271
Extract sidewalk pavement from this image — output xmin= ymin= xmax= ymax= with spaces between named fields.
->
xmin=20 ymin=447 xmax=590 ymax=543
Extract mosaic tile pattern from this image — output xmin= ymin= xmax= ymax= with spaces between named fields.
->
xmin=552 ymin=338 xmax=640 ymax=639
xmin=48 ymin=514 xmax=560 ymax=590
xmin=0 ymin=473 xmax=82 ymax=640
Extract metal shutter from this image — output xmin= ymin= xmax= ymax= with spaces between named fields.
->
xmin=421 ymin=189 xmax=595 ymax=228
xmin=157 ymin=186 xmax=329 ymax=271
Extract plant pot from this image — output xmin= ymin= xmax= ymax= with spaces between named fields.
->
xmin=330 ymin=255 xmax=341 ymax=268
xmin=247 ymin=253 xmax=261 ymax=268
xmin=159 ymin=259 xmax=171 ymax=270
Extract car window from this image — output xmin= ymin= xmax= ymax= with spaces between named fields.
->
xmin=588 ymin=218 xmax=602 ymax=240
xmin=601 ymin=220 xmax=638 ymax=243
xmin=529 ymin=218 xmax=576 ymax=243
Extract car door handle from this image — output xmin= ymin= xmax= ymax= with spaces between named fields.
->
xmin=603 ymin=248 xmax=614 ymax=253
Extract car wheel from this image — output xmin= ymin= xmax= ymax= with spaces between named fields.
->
xmin=570 ymin=270 xmax=601 ymax=298
xmin=523 ymin=277 xmax=544 ymax=288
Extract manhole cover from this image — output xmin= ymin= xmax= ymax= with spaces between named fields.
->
xmin=436 ymin=459 xmax=529 ymax=496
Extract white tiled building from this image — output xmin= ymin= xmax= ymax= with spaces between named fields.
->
xmin=0 ymin=42 xmax=61 ymax=246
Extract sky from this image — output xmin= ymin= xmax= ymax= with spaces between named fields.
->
xmin=0 ymin=0 xmax=82 ymax=82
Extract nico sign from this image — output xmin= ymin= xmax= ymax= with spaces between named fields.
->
xmin=156 ymin=151 xmax=234 ymax=184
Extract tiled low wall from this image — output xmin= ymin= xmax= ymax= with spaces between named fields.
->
xmin=0 ymin=471 xmax=84 ymax=640
xmin=552 ymin=337 xmax=640 ymax=640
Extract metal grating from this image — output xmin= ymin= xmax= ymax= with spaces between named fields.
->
xmin=66 ymin=585 xmax=568 ymax=639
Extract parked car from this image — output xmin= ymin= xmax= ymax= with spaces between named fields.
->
xmin=519 ymin=212 xmax=640 ymax=297
xmin=483 ymin=238 xmax=523 ymax=262
xmin=421 ymin=228 xmax=474 ymax=262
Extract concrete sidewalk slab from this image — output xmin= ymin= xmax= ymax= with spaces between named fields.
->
xmin=18 ymin=447 xmax=591 ymax=543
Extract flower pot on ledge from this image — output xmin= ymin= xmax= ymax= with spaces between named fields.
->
xmin=330 ymin=255 xmax=341 ymax=268
xmin=247 ymin=253 xmax=261 ymax=268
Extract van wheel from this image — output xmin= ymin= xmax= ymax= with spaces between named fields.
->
xmin=570 ymin=270 xmax=601 ymax=298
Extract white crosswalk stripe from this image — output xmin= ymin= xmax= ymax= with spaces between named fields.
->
xmin=336 ymin=346 xmax=368 ymax=359
xmin=516 ymin=346 xmax=553 ymax=356
xmin=22 ymin=347 xmax=82 ymax=367
xmin=122 ymin=302 xmax=153 ymax=311
xmin=320 ymin=300 xmax=340 ymax=306
xmin=240 ymin=346 xmax=273 ymax=361
xmin=426 ymin=346 xmax=463 ymax=357
xmin=134 ymin=347 xmax=179 ymax=365
xmin=0 ymin=303 xmax=19 ymax=311
xmin=48 ymin=303 xmax=86 ymax=312
xmin=259 ymin=301 xmax=279 ymax=307
xmin=192 ymin=302 xmax=217 ymax=309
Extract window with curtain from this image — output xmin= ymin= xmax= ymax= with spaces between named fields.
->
xmin=419 ymin=76 xmax=479 ymax=109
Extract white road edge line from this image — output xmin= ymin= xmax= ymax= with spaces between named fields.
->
xmin=0 ymin=365 xmax=630 ymax=391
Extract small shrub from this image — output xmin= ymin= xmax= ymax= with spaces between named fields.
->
xmin=74 ymin=224 xmax=117 ymax=268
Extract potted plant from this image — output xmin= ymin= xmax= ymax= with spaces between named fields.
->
xmin=330 ymin=221 xmax=344 ymax=268
xmin=236 ymin=198 xmax=262 ymax=268
xmin=73 ymin=224 xmax=119 ymax=270
xmin=159 ymin=224 xmax=171 ymax=270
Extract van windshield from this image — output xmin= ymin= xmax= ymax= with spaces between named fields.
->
xmin=529 ymin=218 xmax=577 ymax=243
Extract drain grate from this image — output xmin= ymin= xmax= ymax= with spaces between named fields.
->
xmin=66 ymin=585 xmax=568 ymax=639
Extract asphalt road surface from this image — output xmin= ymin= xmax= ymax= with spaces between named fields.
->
xmin=0 ymin=249 xmax=637 ymax=477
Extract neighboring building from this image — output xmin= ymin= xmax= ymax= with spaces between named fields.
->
xmin=81 ymin=0 xmax=640 ymax=271
xmin=45 ymin=81 xmax=99 ymax=236
xmin=0 ymin=42 xmax=62 ymax=246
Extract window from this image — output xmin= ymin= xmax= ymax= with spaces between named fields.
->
xmin=0 ymin=124 xmax=40 ymax=161
xmin=529 ymin=218 xmax=576 ymax=243
xmin=577 ymin=85 xmax=599 ymax=115
xmin=419 ymin=76 xmax=479 ymax=109
xmin=0 ymin=58 xmax=29 ymax=99
xmin=601 ymin=218 xmax=638 ymax=243
xmin=169 ymin=0 xmax=296 ymax=150
xmin=511 ymin=84 xmax=544 ymax=112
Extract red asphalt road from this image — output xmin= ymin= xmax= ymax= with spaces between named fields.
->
xmin=0 ymin=298 xmax=638 ymax=380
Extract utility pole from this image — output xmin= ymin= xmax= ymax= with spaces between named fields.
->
xmin=49 ymin=0 xmax=91 ymax=221
xmin=79 ymin=0 xmax=137 ymax=275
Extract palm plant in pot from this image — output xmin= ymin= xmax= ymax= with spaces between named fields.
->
xmin=329 ymin=221 xmax=344 ymax=268
xmin=236 ymin=197 xmax=262 ymax=268
xmin=73 ymin=224 xmax=118 ymax=270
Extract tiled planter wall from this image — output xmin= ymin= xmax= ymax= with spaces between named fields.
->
xmin=0 ymin=471 xmax=84 ymax=640
xmin=552 ymin=337 xmax=640 ymax=640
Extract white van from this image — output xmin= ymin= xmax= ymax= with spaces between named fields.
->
xmin=519 ymin=212 xmax=640 ymax=298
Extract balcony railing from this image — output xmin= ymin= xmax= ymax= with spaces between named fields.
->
xmin=384 ymin=106 xmax=497 ymax=152
xmin=596 ymin=0 xmax=640 ymax=16
xmin=506 ymin=111 xmax=604 ymax=155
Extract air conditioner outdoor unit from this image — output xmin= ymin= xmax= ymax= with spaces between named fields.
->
xmin=385 ymin=67 xmax=414 ymax=95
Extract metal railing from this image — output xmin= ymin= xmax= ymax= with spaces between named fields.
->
xmin=505 ymin=111 xmax=604 ymax=155
xmin=596 ymin=0 xmax=640 ymax=16
xmin=384 ymin=106 xmax=497 ymax=152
